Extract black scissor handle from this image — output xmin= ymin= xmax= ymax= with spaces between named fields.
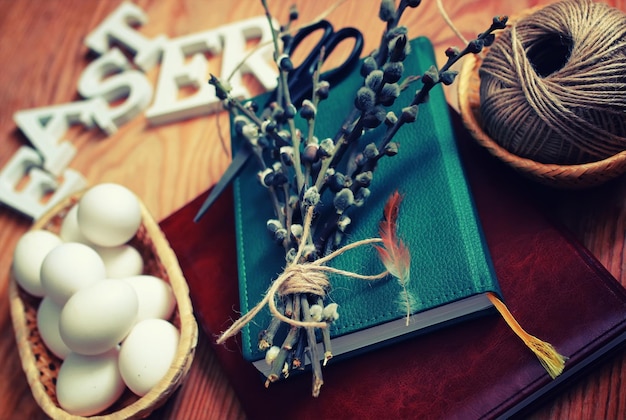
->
xmin=266 ymin=20 xmax=364 ymax=108
xmin=284 ymin=19 xmax=334 ymax=62
xmin=287 ymin=20 xmax=364 ymax=106
xmin=317 ymin=27 xmax=364 ymax=85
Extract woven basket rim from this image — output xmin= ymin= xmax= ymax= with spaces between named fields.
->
xmin=9 ymin=192 xmax=199 ymax=420
xmin=457 ymin=10 xmax=626 ymax=189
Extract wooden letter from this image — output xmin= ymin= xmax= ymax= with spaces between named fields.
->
xmin=78 ymin=48 xmax=153 ymax=129
xmin=84 ymin=2 xmax=167 ymax=71
xmin=0 ymin=147 xmax=86 ymax=220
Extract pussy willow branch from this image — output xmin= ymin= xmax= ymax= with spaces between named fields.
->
xmin=211 ymin=0 xmax=507 ymax=397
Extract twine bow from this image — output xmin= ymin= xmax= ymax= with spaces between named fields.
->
xmin=216 ymin=206 xmax=387 ymax=345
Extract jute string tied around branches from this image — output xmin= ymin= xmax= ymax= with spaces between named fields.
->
xmin=479 ymin=0 xmax=626 ymax=165
xmin=216 ymin=207 xmax=387 ymax=345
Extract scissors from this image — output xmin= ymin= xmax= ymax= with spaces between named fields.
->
xmin=194 ymin=20 xmax=363 ymax=222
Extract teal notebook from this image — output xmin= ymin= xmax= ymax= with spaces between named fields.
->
xmin=232 ymin=37 xmax=501 ymax=375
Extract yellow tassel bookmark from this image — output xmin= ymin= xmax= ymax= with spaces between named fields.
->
xmin=487 ymin=292 xmax=568 ymax=379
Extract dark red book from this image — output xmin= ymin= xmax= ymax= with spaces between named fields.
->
xmin=160 ymin=111 xmax=626 ymax=419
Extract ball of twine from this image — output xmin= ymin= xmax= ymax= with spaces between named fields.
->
xmin=479 ymin=0 xmax=626 ymax=165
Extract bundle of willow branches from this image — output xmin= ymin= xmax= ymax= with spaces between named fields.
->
xmin=212 ymin=0 xmax=507 ymax=397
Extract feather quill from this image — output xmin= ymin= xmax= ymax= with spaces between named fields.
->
xmin=375 ymin=191 xmax=413 ymax=325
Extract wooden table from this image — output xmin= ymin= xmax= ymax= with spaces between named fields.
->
xmin=1 ymin=0 xmax=624 ymax=418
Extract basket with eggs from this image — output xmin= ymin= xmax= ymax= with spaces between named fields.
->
xmin=9 ymin=183 xmax=198 ymax=419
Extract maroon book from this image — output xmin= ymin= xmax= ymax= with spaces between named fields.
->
xmin=160 ymin=111 xmax=626 ymax=419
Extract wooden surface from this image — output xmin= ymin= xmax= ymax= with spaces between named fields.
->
xmin=1 ymin=0 xmax=625 ymax=418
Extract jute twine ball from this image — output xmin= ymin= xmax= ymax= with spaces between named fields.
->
xmin=479 ymin=0 xmax=626 ymax=165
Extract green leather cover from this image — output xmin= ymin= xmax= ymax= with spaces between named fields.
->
xmin=232 ymin=37 xmax=500 ymax=363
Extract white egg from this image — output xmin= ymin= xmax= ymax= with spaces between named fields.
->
xmin=36 ymin=297 xmax=71 ymax=360
xmin=59 ymin=279 xmax=138 ymax=355
xmin=77 ymin=183 xmax=141 ymax=247
xmin=56 ymin=348 xmax=126 ymax=416
xmin=40 ymin=242 xmax=106 ymax=306
xmin=95 ymin=245 xmax=144 ymax=279
xmin=118 ymin=319 xmax=180 ymax=396
xmin=59 ymin=205 xmax=93 ymax=245
xmin=12 ymin=230 xmax=62 ymax=297
xmin=124 ymin=275 xmax=176 ymax=323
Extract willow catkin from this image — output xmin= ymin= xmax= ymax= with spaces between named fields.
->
xmin=479 ymin=0 xmax=626 ymax=165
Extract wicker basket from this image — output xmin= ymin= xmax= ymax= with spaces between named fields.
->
xmin=9 ymin=192 xmax=198 ymax=419
xmin=457 ymin=9 xmax=626 ymax=189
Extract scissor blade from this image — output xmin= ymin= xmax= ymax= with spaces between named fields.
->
xmin=194 ymin=146 xmax=253 ymax=222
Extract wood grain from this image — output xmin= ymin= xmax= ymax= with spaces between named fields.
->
xmin=0 ymin=1 xmax=624 ymax=419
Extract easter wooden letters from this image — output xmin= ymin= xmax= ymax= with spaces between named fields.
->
xmin=1 ymin=3 xmax=276 ymax=219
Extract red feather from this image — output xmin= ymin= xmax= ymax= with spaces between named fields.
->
xmin=376 ymin=191 xmax=411 ymax=282
xmin=375 ymin=191 xmax=413 ymax=325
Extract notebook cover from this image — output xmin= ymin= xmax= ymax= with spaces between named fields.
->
xmin=160 ymin=109 xmax=626 ymax=419
xmin=232 ymin=37 xmax=500 ymax=364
